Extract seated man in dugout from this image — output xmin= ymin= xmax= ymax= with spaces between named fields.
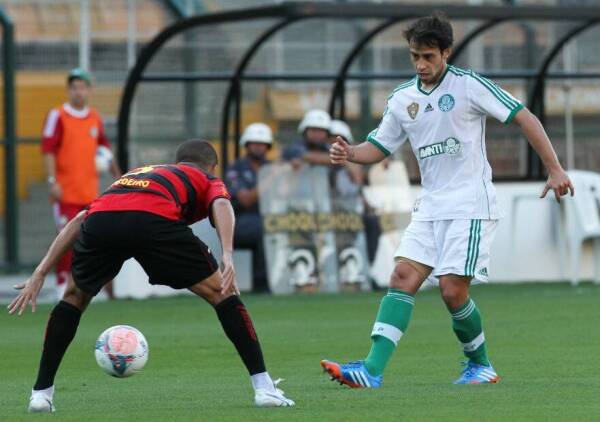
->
xmin=224 ymin=123 xmax=274 ymax=293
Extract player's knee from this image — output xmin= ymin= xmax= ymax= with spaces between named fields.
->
xmin=439 ymin=283 xmax=468 ymax=309
xmin=389 ymin=264 xmax=419 ymax=293
xmin=190 ymin=282 xmax=225 ymax=306
xmin=203 ymin=289 xmax=226 ymax=306
xmin=210 ymin=292 xmax=236 ymax=307
xmin=62 ymin=284 xmax=92 ymax=311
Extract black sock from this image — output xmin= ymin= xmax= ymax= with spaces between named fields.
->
xmin=214 ymin=295 xmax=266 ymax=375
xmin=33 ymin=301 xmax=82 ymax=390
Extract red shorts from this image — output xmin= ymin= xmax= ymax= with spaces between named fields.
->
xmin=53 ymin=202 xmax=87 ymax=285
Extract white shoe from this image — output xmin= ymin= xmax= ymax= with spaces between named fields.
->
xmin=254 ymin=379 xmax=295 ymax=407
xmin=255 ymin=389 xmax=295 ymax=407
xmin=28 ymin=392 xmax=55 ymax=413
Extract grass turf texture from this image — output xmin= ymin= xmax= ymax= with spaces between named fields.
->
xmin=1 ymin=283 xmax=599 ymax=421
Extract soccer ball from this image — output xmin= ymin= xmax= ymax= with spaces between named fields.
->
xmin=95 ymin=145 xmax=113 ymax=174
xmin=94 ymin=325 xmax=149 ymax=377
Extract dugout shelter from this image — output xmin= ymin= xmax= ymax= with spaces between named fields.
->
xmin=3 ymin=1 xmax=600 ymax=271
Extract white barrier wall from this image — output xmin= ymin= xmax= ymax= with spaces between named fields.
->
xmin=110 ymin=182 xmax=592 ymax=298
xmin=1 ymin=181 xmax=591 ymax=303
xmin=457 ymin=182 xmax=593 ymax=282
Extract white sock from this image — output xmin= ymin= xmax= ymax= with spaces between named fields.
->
xmin=32 ymin=385 xmax=54 ymax=400
xmin=251 ymin=372 xmax=275 ymax=392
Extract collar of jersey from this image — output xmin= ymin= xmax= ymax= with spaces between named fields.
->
xmin=63 ymin=102 xmax=90 ymax=119
xmin=416 ymin=65 xmax=449 ymax=96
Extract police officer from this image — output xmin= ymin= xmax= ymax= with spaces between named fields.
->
xmin=225 ymin=123 xmax=273 ymax=292
xmin=295 ymin=109 xmax=332 ymax=165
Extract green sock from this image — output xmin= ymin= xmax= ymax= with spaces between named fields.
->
xmin=364 ymin=289 xmax=414 ymax=376
xmin=449 ymin=298 xmax=490 ymax=366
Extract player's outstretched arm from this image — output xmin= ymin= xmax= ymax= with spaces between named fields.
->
xmin=330 ymin=136 xmax=386 ymax=165
xmin=110 ymin=158 xmax=122 ymax=178
xmin=211 ymin=198 xmax=239 ymax=295
xmin=7 ymin=210 xmax=86 ymax=315
xmin=513 ymin=108 xmax=575 ymax=203
xmin=43 ymin=153 xmax=62 ymax=202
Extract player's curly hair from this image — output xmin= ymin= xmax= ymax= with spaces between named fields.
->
xmin=404 ymin=12 xmax=454 ymax=51
xmin=175 ymin=139 xmax=218 ymax=170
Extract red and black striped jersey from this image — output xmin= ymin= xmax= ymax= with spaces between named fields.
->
xmin=87 ymin=163 xmax=230 ymax=225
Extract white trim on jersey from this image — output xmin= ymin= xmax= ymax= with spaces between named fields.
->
xmin=43 ymin=109 xmax=60 ymax=138
xmin=63 ymin=102 xmax=90 ymax=119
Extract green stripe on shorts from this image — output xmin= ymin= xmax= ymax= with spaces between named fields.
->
xmin=465 ymin=220 xmax=481 ymax=277
xmin=471 ymin=220 xmax=482 ymax=276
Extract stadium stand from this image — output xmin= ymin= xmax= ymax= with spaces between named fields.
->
xmin=0 ymin=0 xmax=174 ymax=265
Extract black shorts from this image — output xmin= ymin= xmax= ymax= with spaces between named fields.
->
xmin=72 ymin=211 xmax=218 ymax=296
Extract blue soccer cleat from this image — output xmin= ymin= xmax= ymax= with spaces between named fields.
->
xmin=453 ymin=361 xmax=499 ymax=384
xmin=321 ymin=359 xmax=383 ymax=388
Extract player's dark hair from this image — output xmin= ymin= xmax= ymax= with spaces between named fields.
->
xmin=175 ymin=139 xmax=218 ymax=170
xmin=404 ymin=12 xmax=454 ymax=51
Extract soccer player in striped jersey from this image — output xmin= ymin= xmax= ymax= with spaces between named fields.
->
xmin=321 ymin=13 xmax=574 ymax=387
xmin=9 ymin=140 xmax=294 ymax=411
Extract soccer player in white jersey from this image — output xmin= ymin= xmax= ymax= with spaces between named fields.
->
xmin=321 ymin=13 xmax=574 ymax=387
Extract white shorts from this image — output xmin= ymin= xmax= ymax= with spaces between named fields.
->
xmin=394 ymin=219 xmax=498 ymax=283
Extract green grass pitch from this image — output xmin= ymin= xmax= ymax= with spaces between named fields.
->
xmin=2 ymin=283 xmax=599 ymax=421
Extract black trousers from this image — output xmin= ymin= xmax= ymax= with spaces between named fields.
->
xmin=233 ymin=213 xmax=269 ymax=293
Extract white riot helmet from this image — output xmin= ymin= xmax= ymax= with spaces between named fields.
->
xmin=329 ymin=120 xmax=354 ymax=144
xmin=297 ymin=109 xmax=331 ymax=133
xmin=239 ymin=123 xmax=273 ymax=147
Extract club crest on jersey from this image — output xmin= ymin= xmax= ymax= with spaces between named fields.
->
xmin=438 ymin=94 xmax=455 ymax=112
xmin=90 ymin=126 xmax=98 ymax=138
xmin=407 ymin=102 xmax=419 ymax=120
xmin=418 ymin=137 xmax=461 ymax=160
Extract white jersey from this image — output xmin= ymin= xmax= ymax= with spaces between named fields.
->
xmin=368 ymin=65 xmax=523 ymax=221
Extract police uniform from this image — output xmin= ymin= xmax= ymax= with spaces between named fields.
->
xmin=225 ymin=157 xmax=269 ymax=292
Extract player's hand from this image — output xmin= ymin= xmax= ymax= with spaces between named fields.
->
xmin=330 ymin=136 xmax=351 ymax=165
xmin=7 ymin=271 xmax=46 ymax=315
xmin=220 ymin=252 xmax=239 ymax=296
xmin=540 ymin=168 xmax=575 ymax=203
xmin=49 ymin=182 xmax=62 ymax=202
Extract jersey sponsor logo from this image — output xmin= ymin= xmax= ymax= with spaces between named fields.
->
xmin=112 ymin=177 xmax=151 ymax=188
xmin=445 ymin=137 xmax=461 ymax=154
xmin=424 ymin=103 xmax=434 ymax=113
xmin=126 ymin=165 xmax=157 ymax=176
xmin=407 ymin=102 xmax=419 ymax=120
xmin=418 ymin=137 xmax=461 ymax=160
xmin=438 ymin=94 xmax=455 ymax=112
xmin=90 ymin=126 xmax=98 ymax=138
